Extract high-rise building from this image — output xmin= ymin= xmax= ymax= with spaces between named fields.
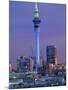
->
xmin=29 ymin=56 xmax=36 ymax=70
xmin=40 ymin=57 xmax=46 ymax=75
xmin=46 ymin=45 xmax=58 ymax=74
xmin=17 ymin=56 xmax=28 ymax=73
xmin=29 ymin=58 xmax=34 ymax=72
xmin=46 ymin=45 xmax=57 ymax=65
xmin=17 ymin=56 xmax=34 ymax=72
xmin=9 ymin=64 xmax=13 ymax=72
xmin=48 ymin=64 xmax=54 ymax=74
xmin=33 ymin=3 xmax=41 ymax=72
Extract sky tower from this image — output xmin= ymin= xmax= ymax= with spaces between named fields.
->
xmin=33 ymin=3 xmax=41 ymax=72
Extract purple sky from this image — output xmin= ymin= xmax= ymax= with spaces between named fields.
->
xmin=9 ymin=1 xmax=66 ymax=67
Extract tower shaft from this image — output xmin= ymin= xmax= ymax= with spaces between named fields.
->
xmin=35 ymin=28 xmax=40 ymax=68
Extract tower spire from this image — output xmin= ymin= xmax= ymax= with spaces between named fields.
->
xmin=35 ymin=2 xmax=38 ymax=12
xmin=34 ymin=2 xmax=40 ymax=20
xmin=33 ymin=2 xmax=41 ymax=28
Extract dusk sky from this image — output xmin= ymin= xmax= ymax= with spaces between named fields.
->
xmin=9 ymin=1 xmax=66 ymax=67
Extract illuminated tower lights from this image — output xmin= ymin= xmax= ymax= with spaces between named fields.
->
xmin=33 ymin=3 xmax=41 ymax=72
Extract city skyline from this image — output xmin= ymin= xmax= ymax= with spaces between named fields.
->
xmin=9 ymin=1 xmax=66 ymax=68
